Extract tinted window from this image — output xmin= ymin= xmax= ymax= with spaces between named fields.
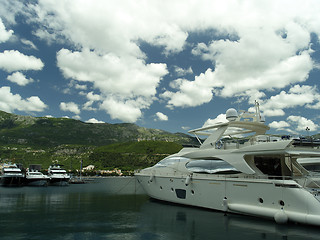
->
xmin=186 ymin=159 xmax=239 ymax=174
xmin=155 ymin=157 xmax=189 ymax=167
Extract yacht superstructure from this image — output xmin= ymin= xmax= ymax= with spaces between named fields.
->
xmin=25 ymin=168 xmax=49 ymax=186
xmin=135 ymin=102 xmax=320 ymax=226
xmin=48 ymin=165 xmax=70 ymax=186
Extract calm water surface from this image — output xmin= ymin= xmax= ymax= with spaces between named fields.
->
xmin=0 ymin=177 xmax=319 ymax=240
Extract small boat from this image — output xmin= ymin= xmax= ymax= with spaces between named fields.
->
xmin=69 ymin=177 xmax=86 ymax=184
xmin=135 ymin=101 xmax=320 ymax=226
xmin=25 ymin=167 xmax=49 ymax=187
xmin=70 ymin=159 xmax=85 ymax=184
xmin=0 ymin=163 xmax=24 ymax=187
xmin=48 ymin=164 xmax=70 ymax=186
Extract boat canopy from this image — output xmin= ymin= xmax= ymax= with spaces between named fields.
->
xmin=188 ymin=102 xmax=270 ymax=149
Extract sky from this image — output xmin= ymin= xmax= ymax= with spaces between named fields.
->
xmin=0 ymin=0 xmax=320 ymax=137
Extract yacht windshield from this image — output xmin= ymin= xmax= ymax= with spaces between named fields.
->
xmin=155 ymin=157 xmax=189 ymax=167
xmin=298 ymin=158 xmax=320 ymax=173
xmin=186 ymin=159 xmax=239 ymax=174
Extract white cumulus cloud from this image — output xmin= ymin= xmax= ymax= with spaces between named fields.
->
xmin=188 ymin=33 xmax=313 ymax=99
xmin=57 ymin=49 xmax=167 ymax=98
xmin=0 ymin=50 xmax=44 ymax=72
xmin=287 ymin=115 xmax=319 ymax=132
xmin=57 ymin=48 xmax=168 ymax=121
xmin=83 ymin=91 xmax=101 ymax=111
xmin=202 ymin=114 xmax=228 ymax=128
xmin=268 ymin=116 xmax=318 ymax=135
xmin=173 ymin=66 xmax=193 ymax=77
xmin=0 ymin=86 xmax=47 ymax=113
xmin=7 ymin=72 xmax=34 ymax=86
xmin=86 ymin=118 xmax=104 ymax=124
xmin=155 ymin=112 xmax=168 ymax=121
xmin=12 ymin=0 xmax=320 ymax=123
xmin=21 ymin=39 xmax=38 ymax=50
xmin=0 ymin=18 xmax=13 ymax=43
xmin=161 ymin=69 xmax=214 ymax=109
xmin=269 ymin=121 xmax=290 ymax=129
xmin=261 ymin=85 xmax=320 ymax=117
xmin=100 ymin=97 xmax=142 ymax=123
xmin=60 ymin=102 xmax=81 ymax=115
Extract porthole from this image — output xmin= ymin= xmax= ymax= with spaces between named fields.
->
xmin=279 ymin=200 xmax=285 ymax=206
xmin=171 ymin=187 xmax=174 ymax=192
xmin=191 ymin=190 xmax=195 ymax=195
xmin=160 ymin=186 xmax=163 ymax=190
xmin=258 ymin=198 xmax=264 ymax=203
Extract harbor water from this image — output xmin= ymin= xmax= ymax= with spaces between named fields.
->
xmin=0 ymin=177 xmax=319 ymax=240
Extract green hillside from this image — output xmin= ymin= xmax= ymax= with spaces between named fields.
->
xmin=0 ymin=141 xmax=181 ymax=173
xmin=0 ymin=110 xmax=196 ymax=147
xmin=0 ymin=111 xmax=195 ymax=172
xmin=94 ymin=141 xmax=182 ymax=154
xmin=89 ymin=141 xmax=183 ymax=170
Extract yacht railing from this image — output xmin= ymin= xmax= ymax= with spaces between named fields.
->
xmin=217 ymin=136 xmax=278 ymax=150
xmin=292 ymin=138 xmax=320 ymax=148
xmin=216 ymin=136 xmax=320 ymax=150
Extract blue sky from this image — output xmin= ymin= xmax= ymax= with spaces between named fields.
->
xmin=0 ymin=0 xmax=320 ymax=136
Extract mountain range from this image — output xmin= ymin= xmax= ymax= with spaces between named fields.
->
xmin=0 ymin=111 xmax=197 ymax=147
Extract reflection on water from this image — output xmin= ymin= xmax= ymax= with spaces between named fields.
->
xmin=140 ymin=199 xmax=320 ymax=240
xmin=0 ymin=177 xmax=319 ymax=240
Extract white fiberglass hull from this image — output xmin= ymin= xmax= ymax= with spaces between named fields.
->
xmin=135 ymin=102 xmax=320 ymax=226
xmin=49 ymin=175 xmax=70 ymax=186
xmin=135 ymin=174 xmax=320 ymax=226
xmin=25 ymin=178 xmax=49 ymax=186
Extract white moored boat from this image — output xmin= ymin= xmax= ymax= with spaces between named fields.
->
xmin=135 ymin=102 xmax=320 ymax=226
xmin=0 ymin=163 xmax=24 ymax=186
xmin=48 ymin=164 xmax=70 ymax=186
xmin=25 ymin=168 xmax=49 ymax=186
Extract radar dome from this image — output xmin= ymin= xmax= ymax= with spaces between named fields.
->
xmin=226 ymin=108 xmax=238 ymax=121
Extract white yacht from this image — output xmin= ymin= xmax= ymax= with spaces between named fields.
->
xmin=0 ymin=163 xmax=25 ymax=186
xmin=135 ymin=102 xmax=320 ymax=226
xmin=48 ymin=165 xmax=70 ymax=186
xmin=25 ymin=168 xmax=49 ymax=186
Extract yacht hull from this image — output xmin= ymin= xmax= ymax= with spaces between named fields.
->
xmin=25 ymin=178 xmax=49 ymax=187
xmin=135 ymin=102 xmax=320 ymax=226
xmin=135 ymin=174 xmax=320 ymax=226
xmin=0 ymin=176 xmax=24 ymax=187
xmin=49 ymin=178 xmax=69 ymax=186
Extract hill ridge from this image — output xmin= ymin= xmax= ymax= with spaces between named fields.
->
xmin=0 ymin=111 xmax=197 ymax=147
